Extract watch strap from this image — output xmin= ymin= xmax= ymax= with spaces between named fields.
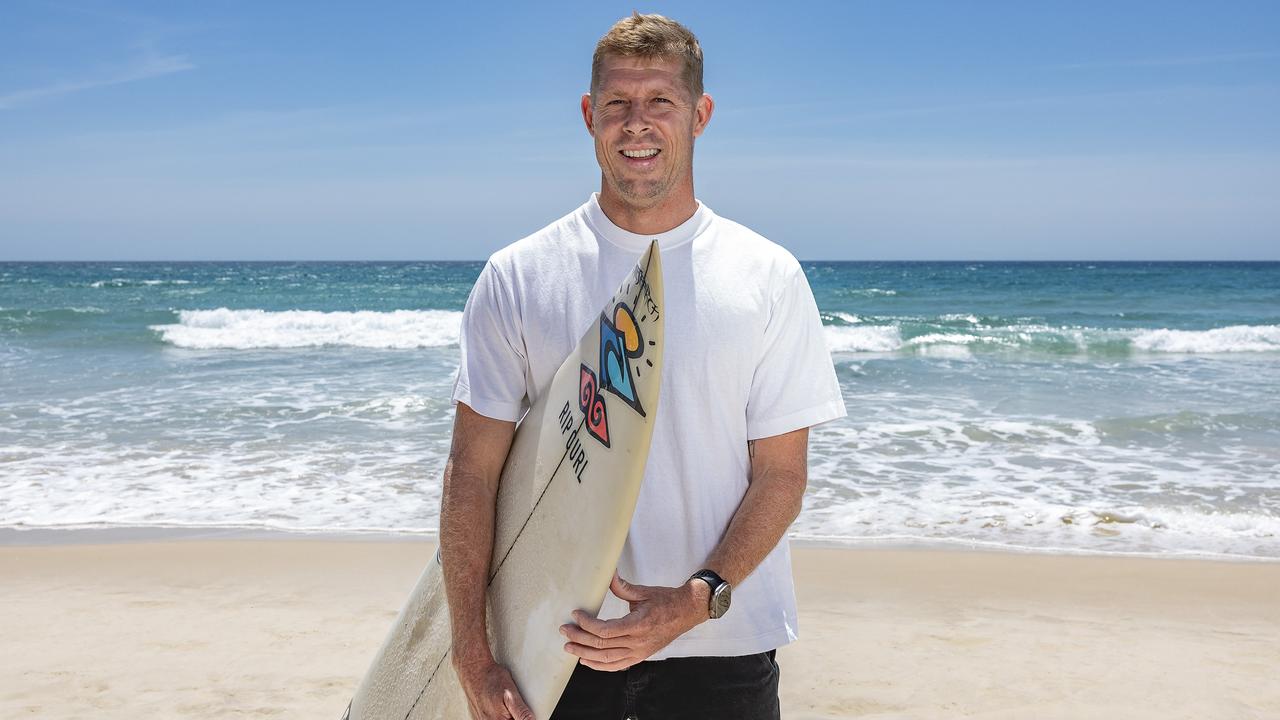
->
xmin=689 ymin=569 xmax=730 ymax=618
xmin=689 ymin=569 xmax=726 ymax=591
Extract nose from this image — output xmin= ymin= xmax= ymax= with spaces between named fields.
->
xmin=622 ymin=103 xmax=651 ymax=136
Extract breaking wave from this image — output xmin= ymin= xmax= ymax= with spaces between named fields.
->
xmin=1131 ymin=325 xmax=1280 ymax=353
xmin=822 ymin=320 xmax=1280 ymax=356
xmin=150 ymin=308 xmax=462 ymax=349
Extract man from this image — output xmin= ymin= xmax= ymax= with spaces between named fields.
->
xmin=440 ymin=12 xmax=845 ymax=720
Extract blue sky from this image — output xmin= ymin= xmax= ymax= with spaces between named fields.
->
xmin=1 ymin=1 xmax=1277 ymax=260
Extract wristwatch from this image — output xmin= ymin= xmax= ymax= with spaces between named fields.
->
xmin=689 ymin=569 xmax=732 ymax=619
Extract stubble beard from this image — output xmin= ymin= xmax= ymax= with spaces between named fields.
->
xmin=600 ymin=148 xmax=679 ymax=211
xmin=613 ymin=175 xmax=670 ymax=208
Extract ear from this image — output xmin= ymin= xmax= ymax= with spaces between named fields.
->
xmin=581 ymin=93 xmax=595 ymax=136
xmin=693 ymin=93 xmax=714 ymax=138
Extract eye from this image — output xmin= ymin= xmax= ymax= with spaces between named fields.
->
xmin=653 ymin=97 xmax=672 ymax=104
xmin=606 ymin=99 xmax=626 ymax=106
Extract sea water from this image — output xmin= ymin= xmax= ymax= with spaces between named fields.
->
xmin=1 ymin=261 xmax=1277 ymax=558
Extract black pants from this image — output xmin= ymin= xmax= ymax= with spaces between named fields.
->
xmin=550 ymin=650 xmax=780 ymax=720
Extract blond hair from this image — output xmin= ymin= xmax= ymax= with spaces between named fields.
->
xmin=591 ymin=12 xmax=704 ymax=100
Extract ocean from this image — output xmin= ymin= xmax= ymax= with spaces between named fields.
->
xmin=1 ymin=261 xmax=1277 ymax=559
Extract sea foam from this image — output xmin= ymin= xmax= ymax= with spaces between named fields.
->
xmin=824 ymin=325 xmax=902 ymax=352
xmin=821 ymin=322 xmax=1280 ymax=355
xmin=89 ymin=278 xmax=193 ymax=288
xmin=150 ymin=308 xmax=463 ymax=349
xmin=1132 ymin=325 xmax=1280 ymax=353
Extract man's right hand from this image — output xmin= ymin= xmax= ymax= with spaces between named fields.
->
xmin=456 ymin=659 xmax=535 ymax=720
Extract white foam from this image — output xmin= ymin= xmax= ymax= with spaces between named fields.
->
xmin=1131 ymin=325 xmax=1280 ymax=353
xmin=905 ymin=332 xmax=1023 ymax=358
xmin=0 ymin=306 xmax=106 ymax=315
xmin=824 ymin=325 xmax=901 ymax=352
xmin=349 ymin=395 xmax=434 ymax=417
xmin=916 ymin=344 xmax=973 ymax=360
xmin=847 ymin=287 xmax=897 ymax=296
xmin=150 ymin=308 xmax=463 ymax=349
xmin=907 ymin=332 xmax=982 ymax=346
xmin=4 ymin=395 xmax=1277 ymax=557
xmin=797 ymin=404 xmax=1280 ymax=558
xmin=90 ymin=278 xmax=192 ymax=288
xmin=822 ymin=322 xmax=1280 ymax=356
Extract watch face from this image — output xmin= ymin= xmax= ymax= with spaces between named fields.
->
xmin=710 ymin=583 xmax=732 ymax=619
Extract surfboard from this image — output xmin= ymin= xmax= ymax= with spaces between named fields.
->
xmin=344 ymin=241 xmax=665 ymax=720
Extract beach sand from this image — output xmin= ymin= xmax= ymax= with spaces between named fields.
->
xmin=1 ymin=540 xmax=1277 ymax=719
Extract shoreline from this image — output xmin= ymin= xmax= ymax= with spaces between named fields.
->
xmin=3 ymin=525 xmax=1276 ymax=564
xmin=3 ymin=539 xmax=1277 ymax=718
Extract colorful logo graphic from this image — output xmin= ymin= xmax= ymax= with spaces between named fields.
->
xmin=576 ymin=300 xmax=649 ymax=449
xmin=578 ymin=364 xmax=610 ymax=447
xmin=572 ymin=253 xmax=660 ymax=455
xmin=598 ymin=302 xmax=646 ymax=417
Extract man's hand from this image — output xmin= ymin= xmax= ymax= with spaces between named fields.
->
xmin=455 ymin=659 xmax=535 ymax=720
xmin=559 ymin=572 xmax=709 ymax=671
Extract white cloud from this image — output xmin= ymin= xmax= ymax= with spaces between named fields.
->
xmin=0 ymin=54 xmax=195 ymax=110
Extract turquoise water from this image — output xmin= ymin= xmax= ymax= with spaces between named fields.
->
xmin=1 ymin=261 xmax=1278 ymax=557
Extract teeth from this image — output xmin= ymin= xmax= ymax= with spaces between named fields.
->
xmin=622 ymin=149 xmax=659 ymax=158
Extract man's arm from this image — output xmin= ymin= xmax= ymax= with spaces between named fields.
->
xmin=703 ymin=428 xmax=808 ymax=586
xmin=439 ymin=402 xmax=534 ymax=720
xmin=561 ymin=426 xmax=809 ymax=671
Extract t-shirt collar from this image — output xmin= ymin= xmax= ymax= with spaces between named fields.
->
xmin=583 ymin=192 xmax=713 ymax=252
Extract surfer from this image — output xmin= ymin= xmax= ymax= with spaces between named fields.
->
xmin=442 ymin=12 xmax=846 ymax=720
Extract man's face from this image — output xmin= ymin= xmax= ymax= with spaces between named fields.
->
xmin=582 ymin=54 xmax=713 ymax=209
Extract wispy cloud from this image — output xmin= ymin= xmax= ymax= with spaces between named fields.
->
xmin=1050 ymin=50 xmax=1280 ymax=71
xmin=0 ymin=53 xmax=194 ymax=110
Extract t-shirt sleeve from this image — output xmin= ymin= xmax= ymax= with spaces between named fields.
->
xmin=450 ymin=260 xmax=529 ymax=422
xmin=746 ymin=265 xmax=847 ymax=440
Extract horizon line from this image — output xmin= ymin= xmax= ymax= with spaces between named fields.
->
xmin=3 ymin=258 xmax=1278 ymax=264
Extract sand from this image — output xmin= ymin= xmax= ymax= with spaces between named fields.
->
xmin=1 ymin=539 xmax=1277 ymax=719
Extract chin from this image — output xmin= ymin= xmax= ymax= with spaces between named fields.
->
xmin=613 ymin=179 xmax=669 ymax=204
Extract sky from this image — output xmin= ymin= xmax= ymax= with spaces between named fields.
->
xmin=1 ymin=0 xmax=1277 ymax=261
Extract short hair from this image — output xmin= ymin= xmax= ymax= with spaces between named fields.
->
xmin=590 ymin=12 xmax=704 ymax=101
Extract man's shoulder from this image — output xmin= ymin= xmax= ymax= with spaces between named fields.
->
xmin=486 ymin=201 xmax=593 ymax=275
xmin=706 ymin=211 xmax=804 ymax=280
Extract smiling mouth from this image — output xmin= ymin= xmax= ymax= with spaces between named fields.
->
xmin=620 ymin=148 xmax=660 ymax=159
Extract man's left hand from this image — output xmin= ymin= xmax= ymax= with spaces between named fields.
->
xmin=559 ymin=571 xmax=709 ymax=671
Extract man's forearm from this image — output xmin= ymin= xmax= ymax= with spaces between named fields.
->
xmin=702 ymin=433 xmax=808 ymax=587
xmin=702 ymin=467 xmax=804 ymax=587
xmin=439 ymin=457 xmax=501 ymax=670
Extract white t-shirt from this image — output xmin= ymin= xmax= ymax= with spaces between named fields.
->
xmin=451 ymin=193 xmax=846 ymax=660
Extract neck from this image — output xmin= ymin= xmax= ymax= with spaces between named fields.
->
xmin=597 ymin=181 xmax=698 ymax=235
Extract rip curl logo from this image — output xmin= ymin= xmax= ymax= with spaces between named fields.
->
xmin=572 ymin=299 xmax=650 ymax=450
xmin=598 ymin=301 xmax=646 ymax=417
xmin=566 ymin=256 xmax=660 ymax=457
xmin=578 ymin=364 xmax=609 ymax=448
